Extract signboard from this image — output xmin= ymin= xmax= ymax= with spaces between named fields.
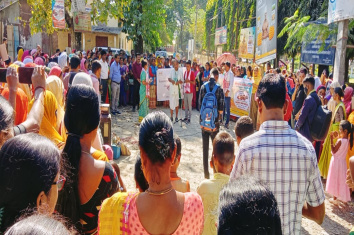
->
xmin=255 ymin=0 xmax=277 ymax=64
xmin=73 ymin=12 xmax=92 ymax=32
xmin=157 ymin=68 xmax=186 ymax=101
xmin=239 ymin=27 xmax=256 ymax=59
xmin=301 ymin=35 xmax=336 ymax=66
xmin=328 ymin=0 xmax=354 ymax=24
xmin=215 ymin=26 xmax=227 ymax=45
xmin=231 ymin=78 xmax=253 ymax=117
xmin=52 ymin=0 xmax=65 ymax=29
xmin=71 ymin=0 xmax=86 ymax=12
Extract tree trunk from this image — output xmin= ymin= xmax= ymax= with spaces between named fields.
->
xmin=180 ymin=23 xmax=183 ymax=53
xmin=134 ymin=0 xmax=143 ymax=53
xmin=345 ymin=55 xmax=350 ymax=83
xmin=135 ymin=35 xmax=144 ymax=54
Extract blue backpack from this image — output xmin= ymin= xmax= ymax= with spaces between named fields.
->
xmin=200 ymin=82 xmax=219 ymax=132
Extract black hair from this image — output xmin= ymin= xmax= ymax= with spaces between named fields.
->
xmin=300 ymin=67 xmax=308 ymax=75
xmin=199 ymin=66 xmax=205 ymax=80
xmin=57 ymin=85 xmax=100 ymax=229
xmin=141 ymin=59 xmax=148 ymax=68
xmin=212 ymin=68 xmax=219 ymax=76
xmin=16 ymin=46 xmax=23 ymax=54
xmin=100 ymin=50 xmax=107 ymax=56
xmin=256 ymin=74 xmax=286 ymax=109
xmin=212 ymin=132 xmax=235 ymax=166
xmin=91 ymin=61 xmax=101 ymax=74
xmin=186 ymin=60 xmax=192 ymax=65
xmin=275 ymin=68 xmax=281 ymax=74
xmin=3 ymin=37 xmax=7 ymax=42
xmin=114 ymin=54 xmax=119 ymax=59
xmin=0 ymin=134 xmax=60 ymax=232
xmin=136 ymin=53 xmax=141 ymax=57
xmin=174 ymin=134 xmax=181 ymax=158
xmin=247 ymin=66 xmax=252 ymax=74
xmin=70 ymin=56 xmax=81 ymax=69
xmin=340 ymin=120 xmax=354 ymax=150
xmin=139 ymin=111 xmax=175 ymax=164
xmin=0 ymin=96 xmax=14 ymax=141
xmin=5 ymin=214 xmax=76 ymax=235
xmin=56 ymin=49 xmax=61 ymax=53
xmin=205 ymin=62 xmax=211 ymax=70
xmin=334 ymin=87 xmax=344 ymax=98
xmin=218 ymin=175 xmax=282 ymax=235
xmin=225 ymin=62 xmax=231 ymax=68
xmin=303 ymin=77 xmax=315 ymax=87
xmin=134 ymin=156 xmax=149 ymax=192
xmin=235 ymin=116 xmax=254 ymax=140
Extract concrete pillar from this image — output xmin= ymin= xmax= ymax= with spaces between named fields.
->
xmin=333 ymin=19 xmax=349 ymax=85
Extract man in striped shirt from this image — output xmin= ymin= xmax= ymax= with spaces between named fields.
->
xmin=230 ymin=74 xmax=325 ymax=235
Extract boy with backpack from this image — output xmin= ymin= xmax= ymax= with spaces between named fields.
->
xmin=199 ymin=69 xmax=224 ymax=179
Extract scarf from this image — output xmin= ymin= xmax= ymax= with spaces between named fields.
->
xmin=21 ymin=50 xmax=30 ymax=62
xmin=58 ymin=52 xmax=68 ymax=69
xmin=17 ymin=49 xmax=24 ymax=62
xmin=344 ymin=87 xmax=353 ymax=115
xmin=29 ymin=91 xmax=64 ymax=146
xmin=80 ymin=58 xmax=89 ymax=74
xmin=49 ymin=66 xmax=62 ymax=78
xmin=1 ymin=87 xmax=28 ymax=125
xmin=34 ymin=57 xmax=44 ymax=66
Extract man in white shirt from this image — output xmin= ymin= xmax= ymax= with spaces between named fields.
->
xmin=168 ymin=60 xmax=183 ymax=122
xmin=99 ymin=50 xmax=109 ymax=103
xmin=230 ymin=73 xmax=325 ymax=235
xmin=223 ymin=62 xmax=234 ymax=129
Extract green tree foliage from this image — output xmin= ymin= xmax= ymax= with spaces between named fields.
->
xmin=122 ymin=0 xmax=166 ymax=52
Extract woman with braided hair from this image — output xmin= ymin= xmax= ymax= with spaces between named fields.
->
xmin=98 ymin=111 xmax=204 ymax=234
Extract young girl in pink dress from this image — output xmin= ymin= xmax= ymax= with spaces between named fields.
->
xmin=326 ymin=120 xmax=353 ymax=204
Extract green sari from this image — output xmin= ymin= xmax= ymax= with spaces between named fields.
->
xmin=138 ymin=69 xmax=149 ymax=123
xmin=318 ymin=102 xmax=346 ymax=178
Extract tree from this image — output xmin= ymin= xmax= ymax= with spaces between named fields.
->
xmin=27 ymin=0 xmax=127 ymax=35
xmin=122 ymin=0 xmax=166 ymax=53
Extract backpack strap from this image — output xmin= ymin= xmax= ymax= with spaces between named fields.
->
xmin=205 ymin=82 xmax=210 ymax=93
xmin=211 ymin=83 xmax=219 ymax=94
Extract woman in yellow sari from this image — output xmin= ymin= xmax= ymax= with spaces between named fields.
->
xmin=319 ymin=87 xmax=346 ymax=178
xmin=46 ymin=75 xmax=66 ymax=142
xmin=29 ymin=91 xmax=64 ymax=148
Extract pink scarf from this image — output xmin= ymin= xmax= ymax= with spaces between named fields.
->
xmin=80 ymin=58 xmax=89 ymax=74
xmin=21 ymin=50 xmax=30 ymax=62
xmin=344 ymin=87 xmax=353 ymax=115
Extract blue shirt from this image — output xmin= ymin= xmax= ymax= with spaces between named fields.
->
xmin=109 ymin=61 xmax=121 ymax=83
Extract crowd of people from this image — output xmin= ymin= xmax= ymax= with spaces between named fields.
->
xmin=0 ymin=45 xmax=354 ymax=235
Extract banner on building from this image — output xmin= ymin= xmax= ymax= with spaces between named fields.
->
xmin=73 ymin=12 xmax=92 ymax=32
xmin=52 ymin=0 xmax=65 ymax=29
xmin=215 ymin=26 xmax=227 ymax=45
xmin=301 ymin=35 xmax=336 ymax=66
xmin=239 ymin=27 xmax=256 ymax=60
xmin=255 ymin=0 xmax=277 ymax=64
xmin=230 ymin=78 xmax=253 ymax=117
xmin=328 ymin=0 xmax=354 ymax=24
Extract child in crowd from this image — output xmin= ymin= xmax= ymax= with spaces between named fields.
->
xmin=197 ymin=132 xmax=235 ymax=235
xmin=326 ymin=120 xmax=353 ymax=204
xmin=218 ymin=175 xmax=282 ymax=235
xmin=134 ymin=156 xmax=149 ymax=192
xmin=235 ymin=116 xmax=254 ymax=145
xmin=170 ymin=135 xmax=190 ymax=192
